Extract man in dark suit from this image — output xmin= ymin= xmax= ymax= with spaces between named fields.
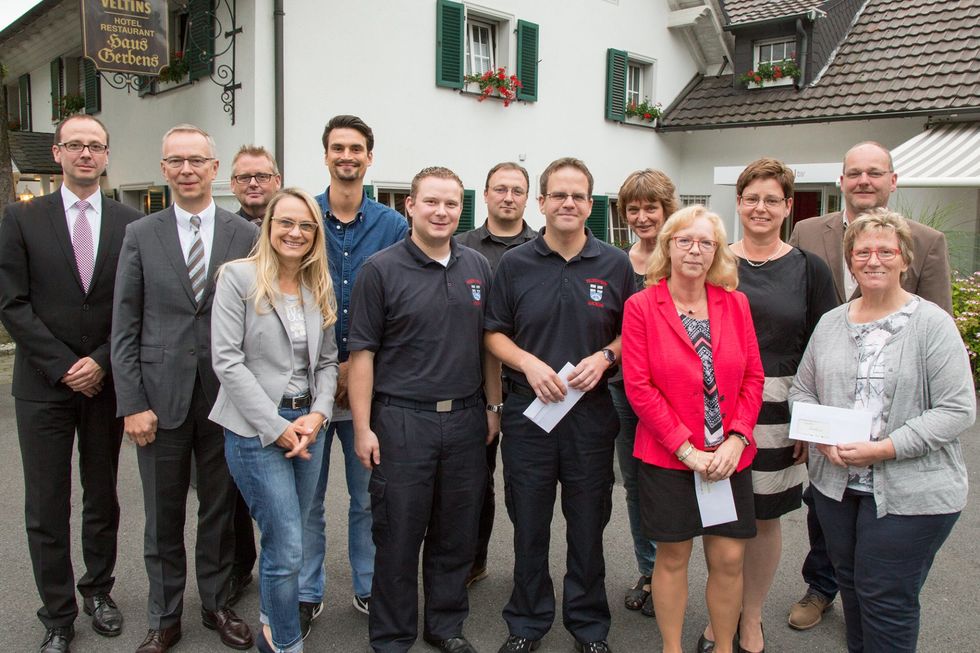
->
xmin=786 ymin=140 xmax=953 ymax=632
xmin=0 ymin=115 xmax=141 ymax=653
xmin=111 ymin=124 xmax=258 ymax=653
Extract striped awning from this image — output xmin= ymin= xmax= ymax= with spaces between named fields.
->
xmin=892 ymin=122 xmax=980 ymax=188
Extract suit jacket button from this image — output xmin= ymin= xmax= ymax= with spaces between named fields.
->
xmin=82 ymin=304 xmax=90 ymax=311
xmin=189 ymin=348 xmax=195 ymax=355
xmin=81 ymin=335 xmax=89 ymax=342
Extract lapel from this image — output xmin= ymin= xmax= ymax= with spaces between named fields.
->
xmin=207 ymin=209 xmax=237 ymax=304
xmin=654 ymin=281 xmax=697 ymax=354
xmin=821 ymin=212 xmax=847 ymax=304
xmin=301 ymin=285 xmax=321 ymax=370
xmin=706 ymin=284 xmax=726 ymax=352
xmin=153 ymin=207 xmax=198 ymax=306
xmin=44 ymin=193 xmax=86 ymax=292
xmin=90 ymin=195 xmax=118 ymax=293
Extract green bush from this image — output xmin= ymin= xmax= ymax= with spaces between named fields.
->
xmin=951 ymin=271 xmax=980 ymax=389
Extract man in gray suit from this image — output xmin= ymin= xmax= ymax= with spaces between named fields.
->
xmin=111 ymin=125 xmax=258 ymax=653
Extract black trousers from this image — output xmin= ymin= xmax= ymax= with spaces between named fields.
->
xmin=135 ymin=379 xmax=236 ymax=628
xmin=500 ymin=390 xmax=617 ymax=643
xmin=472 ymin=433 xmax=499 ymax=569
xmin=368 ymin=400 xmax=486 ymax=653
xmin=16 ymin=387 xmax=123 ymax=629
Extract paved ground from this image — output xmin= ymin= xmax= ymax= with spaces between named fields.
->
xmin=0 ymin=372 xmax=976 ymax=652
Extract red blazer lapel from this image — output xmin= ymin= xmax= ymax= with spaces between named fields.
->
xmin=653 ymin=280 xmax=696 ymax=354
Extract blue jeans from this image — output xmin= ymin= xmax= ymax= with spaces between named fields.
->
xmin=299 ymin=419 xmax=374 ymax=602
xmin=812 ymin=488 xmax=959 ymax=653
xmin=224 ymin=407 xmax=324 ymax=653
xmin=609 ymin=384 xmax=656 ymax=576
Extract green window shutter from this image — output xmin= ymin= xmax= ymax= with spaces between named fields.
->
xmin=456 ymin=189 xmax=476 ymax=234
xmin=50 ymin=59 xmax=62 ymax=121
xmin=18 ymin=74 xmax=31 ymax=130
xmin=586 ymin=195 xmax=609 ymax=242
xmin=605 ymin=48 xmax=628 ymax=122
xmin=83 ymin=59 xmax=101 ymax=114
xmin=435 ymin=0 xmax=464 ymax=89
xmin=137 ymin=75 xmax=152 ymax=97
xmin=516 ymin=20 xmax=539 ymax=102
xmin=187 ymin=0 xmax=214 ymax=82
xmin=364 ymin=184 xmax=376 ymax=200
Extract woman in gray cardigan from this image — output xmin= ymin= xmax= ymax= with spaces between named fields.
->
xmin=789 ymin=209 xmax=975 ymax=653
xmin=211 ymin=188 xmax=338 ymax=653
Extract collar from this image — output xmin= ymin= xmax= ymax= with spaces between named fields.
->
xmin=60 ymin=185 xmax=102 ymax=214
xmin=475 ymin=220 xmax=536 ymax=243
xmin=174 ymin=200 xmax=216 ymax=229
xmin=530 ymin=226 xmax=602 ymax=259
xmin=403 ymin=233 xmax=461 ymax=267
xmin=322 ymin=186 xmax=368 ymax=224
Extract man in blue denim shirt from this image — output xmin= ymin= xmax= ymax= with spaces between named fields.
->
xmin=299 ymin=115 xmax=408 ymax=637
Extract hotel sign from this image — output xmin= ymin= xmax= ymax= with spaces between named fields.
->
xmin=81 ymin=0 xmax=169 ymax=76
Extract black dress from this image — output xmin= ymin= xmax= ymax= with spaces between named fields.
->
xmin=736 ymin=247 xmax=837 ymax=519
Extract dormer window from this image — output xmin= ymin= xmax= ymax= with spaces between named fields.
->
xmin=751 ymin=37 xmax=797 ymax=87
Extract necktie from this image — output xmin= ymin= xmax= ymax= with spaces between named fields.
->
xmin=187 ymin=215 xmax=206 ymax=303
xmin=72 ymin=200 xmax=94 ymax=293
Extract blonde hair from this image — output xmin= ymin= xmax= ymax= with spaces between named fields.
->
xmin=237 ymin=188 xmax=337 ymax=327
xmin=645 ymin=205 xmax=739 ymax=290
xmin=843 ymin=207 xmax=914 ymax=275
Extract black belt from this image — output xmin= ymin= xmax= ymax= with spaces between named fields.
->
xmin=374 ymin=392 xmax=482 ymax=413
xmin=280 ymin=393 xmax=312 ymax=409
xmin=503 ymin=379 xmax=536 ymax=399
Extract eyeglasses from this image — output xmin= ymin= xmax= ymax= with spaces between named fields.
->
xmin=545 ymin=192 xmax=590 ymax=204
xmin=58 ymin=141 xmax=107 ymax=154
xmin=272 ymin=218 xmax=318 ymax=233
xmin=490 ymin=185 xmax=527 ymax=198
xmin=852 ymin=247 xmax=900 ymax=261
xmin=162 ymin=156 xmax=215 ymax=169
xmin=671 ymin=237 xmax=718 ymax=253
xmin=740 ymin=195 xmax=786 ymax=208
xmin=843 ymin=169 xmax=893 ymax=180
xmin=232 ymin=173 xmax=276 ymax=184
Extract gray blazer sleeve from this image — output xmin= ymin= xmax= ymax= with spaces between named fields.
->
xmin=889 ymin=305 xmax=976 ymax=459
xmin=210 ymin=262 xmax=291 ymax=446
xmin=111 ymin=223 xmax=150 ymax=416
xmin=309 ymin=319 xmax=339 ymax=422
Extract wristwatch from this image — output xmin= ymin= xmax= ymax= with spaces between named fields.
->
xmin=600 ymin=348 xmax=616 ymax=365
xmin=486 ymin=403 xmax=504 ymax=414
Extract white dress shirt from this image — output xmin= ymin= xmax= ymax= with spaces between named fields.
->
xmin=61 ymin=185 xmax=102 ymax=256
xmin=174 ymin=201 xmax=216 ymax=274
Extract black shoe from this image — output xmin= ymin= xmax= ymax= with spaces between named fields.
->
xmin=83 ymin=593 xmax=123 ymax=637
xmin=498 ymin=634 xmax=541 ymax=653
xmin=424 ymin=635 xmax=477 ymax=653
xmin=39 ymin=626 xmax=74 ymax=653
xmin=225 ymin=571 xmax=253 ymax=607
xmin=298 ymin=601 xmax=322 ymax=640
xmin=574 ymin=641 xmax=612 ymax=653
xmin=697 ymin=631 xmax=738 ymax=653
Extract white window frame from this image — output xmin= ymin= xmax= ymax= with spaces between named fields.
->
xmin=751 ymin=37 xmax=796 ymax=88
xmin=462 ymin=4 xmax=514 ymax=88
xmin=466 ymin=19 xmax=495 ymax=76
xmin=375 ymin=184 xmax=412 ymax=221
xmin=607 ymin=198 xmax=635 ymax=246
xmin=623 ymin=53 xmax=657 ymax=126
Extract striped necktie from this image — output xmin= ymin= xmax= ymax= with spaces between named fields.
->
xmin=187 ymin=215 xmax=206 ymax=303
xmin=72 ymin=200 xmax=94 ymax=293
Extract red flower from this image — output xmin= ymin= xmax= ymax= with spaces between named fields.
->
xmin=498 ymin=72 xmax=505 ymax=80
xmin=643 ymin=112 xmax=652 ymax=120
xmin=754 ymin=75 xmax=762 ymax=83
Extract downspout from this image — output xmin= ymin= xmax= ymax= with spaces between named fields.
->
xmin=795 ymin=17 xmax=809 ymax=87
xmin=274 ymin=0 xmax=285 ymax=176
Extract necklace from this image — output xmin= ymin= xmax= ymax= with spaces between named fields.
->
xmin=668 ymin=284 xmax=705 ymax=315
xmin=738 ymin=240 xmax=785 ymax=268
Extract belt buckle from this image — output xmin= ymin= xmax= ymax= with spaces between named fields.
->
xmin=435 ymin=399 xmax=453 ymax=413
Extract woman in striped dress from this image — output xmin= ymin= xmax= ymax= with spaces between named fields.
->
xmin=703 ymin=159 xmax=836 ymax=653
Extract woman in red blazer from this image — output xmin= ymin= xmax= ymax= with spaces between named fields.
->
xmin=622 ymin=205 xmax=763 ymax=653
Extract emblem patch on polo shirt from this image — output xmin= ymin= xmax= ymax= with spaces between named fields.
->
xmin=587 ymin=278 xmax=607 ymax=307
xmin=467 ymin=279 xmax=483 ymax=304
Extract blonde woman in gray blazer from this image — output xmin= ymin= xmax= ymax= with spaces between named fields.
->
xmin=210 ymin=188 xmax=338 ymax=653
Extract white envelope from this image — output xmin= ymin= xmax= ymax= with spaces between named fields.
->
xmin=789 ymin=402 xmax=873 ymax=445
xmin=694 ymin=475 xmax=738 ymax=527
xmin=521 ymin=362 xmax=585 ymax=433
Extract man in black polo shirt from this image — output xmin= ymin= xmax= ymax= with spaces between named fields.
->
xmin=457 ymin=161 xmax=537 ymax=588
xmin=229 ymin=145 xmax=281 ymax=226
xmin=349 ymin=167 xmax=499 ymax=653
xmin=485 ymin=157 xmax=635 ymax=653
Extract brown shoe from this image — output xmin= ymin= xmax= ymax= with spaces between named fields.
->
xmin=135 ymin=624 xmax=181 ymax=653
xmin=788 ymin=591 xmax=833 ymax=630
xmin=201 ymin=607 xmax=253 ymax=650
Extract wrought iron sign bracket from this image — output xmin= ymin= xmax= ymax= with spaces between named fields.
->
xmin=193 ymin=0 xmax=242 ymax=125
